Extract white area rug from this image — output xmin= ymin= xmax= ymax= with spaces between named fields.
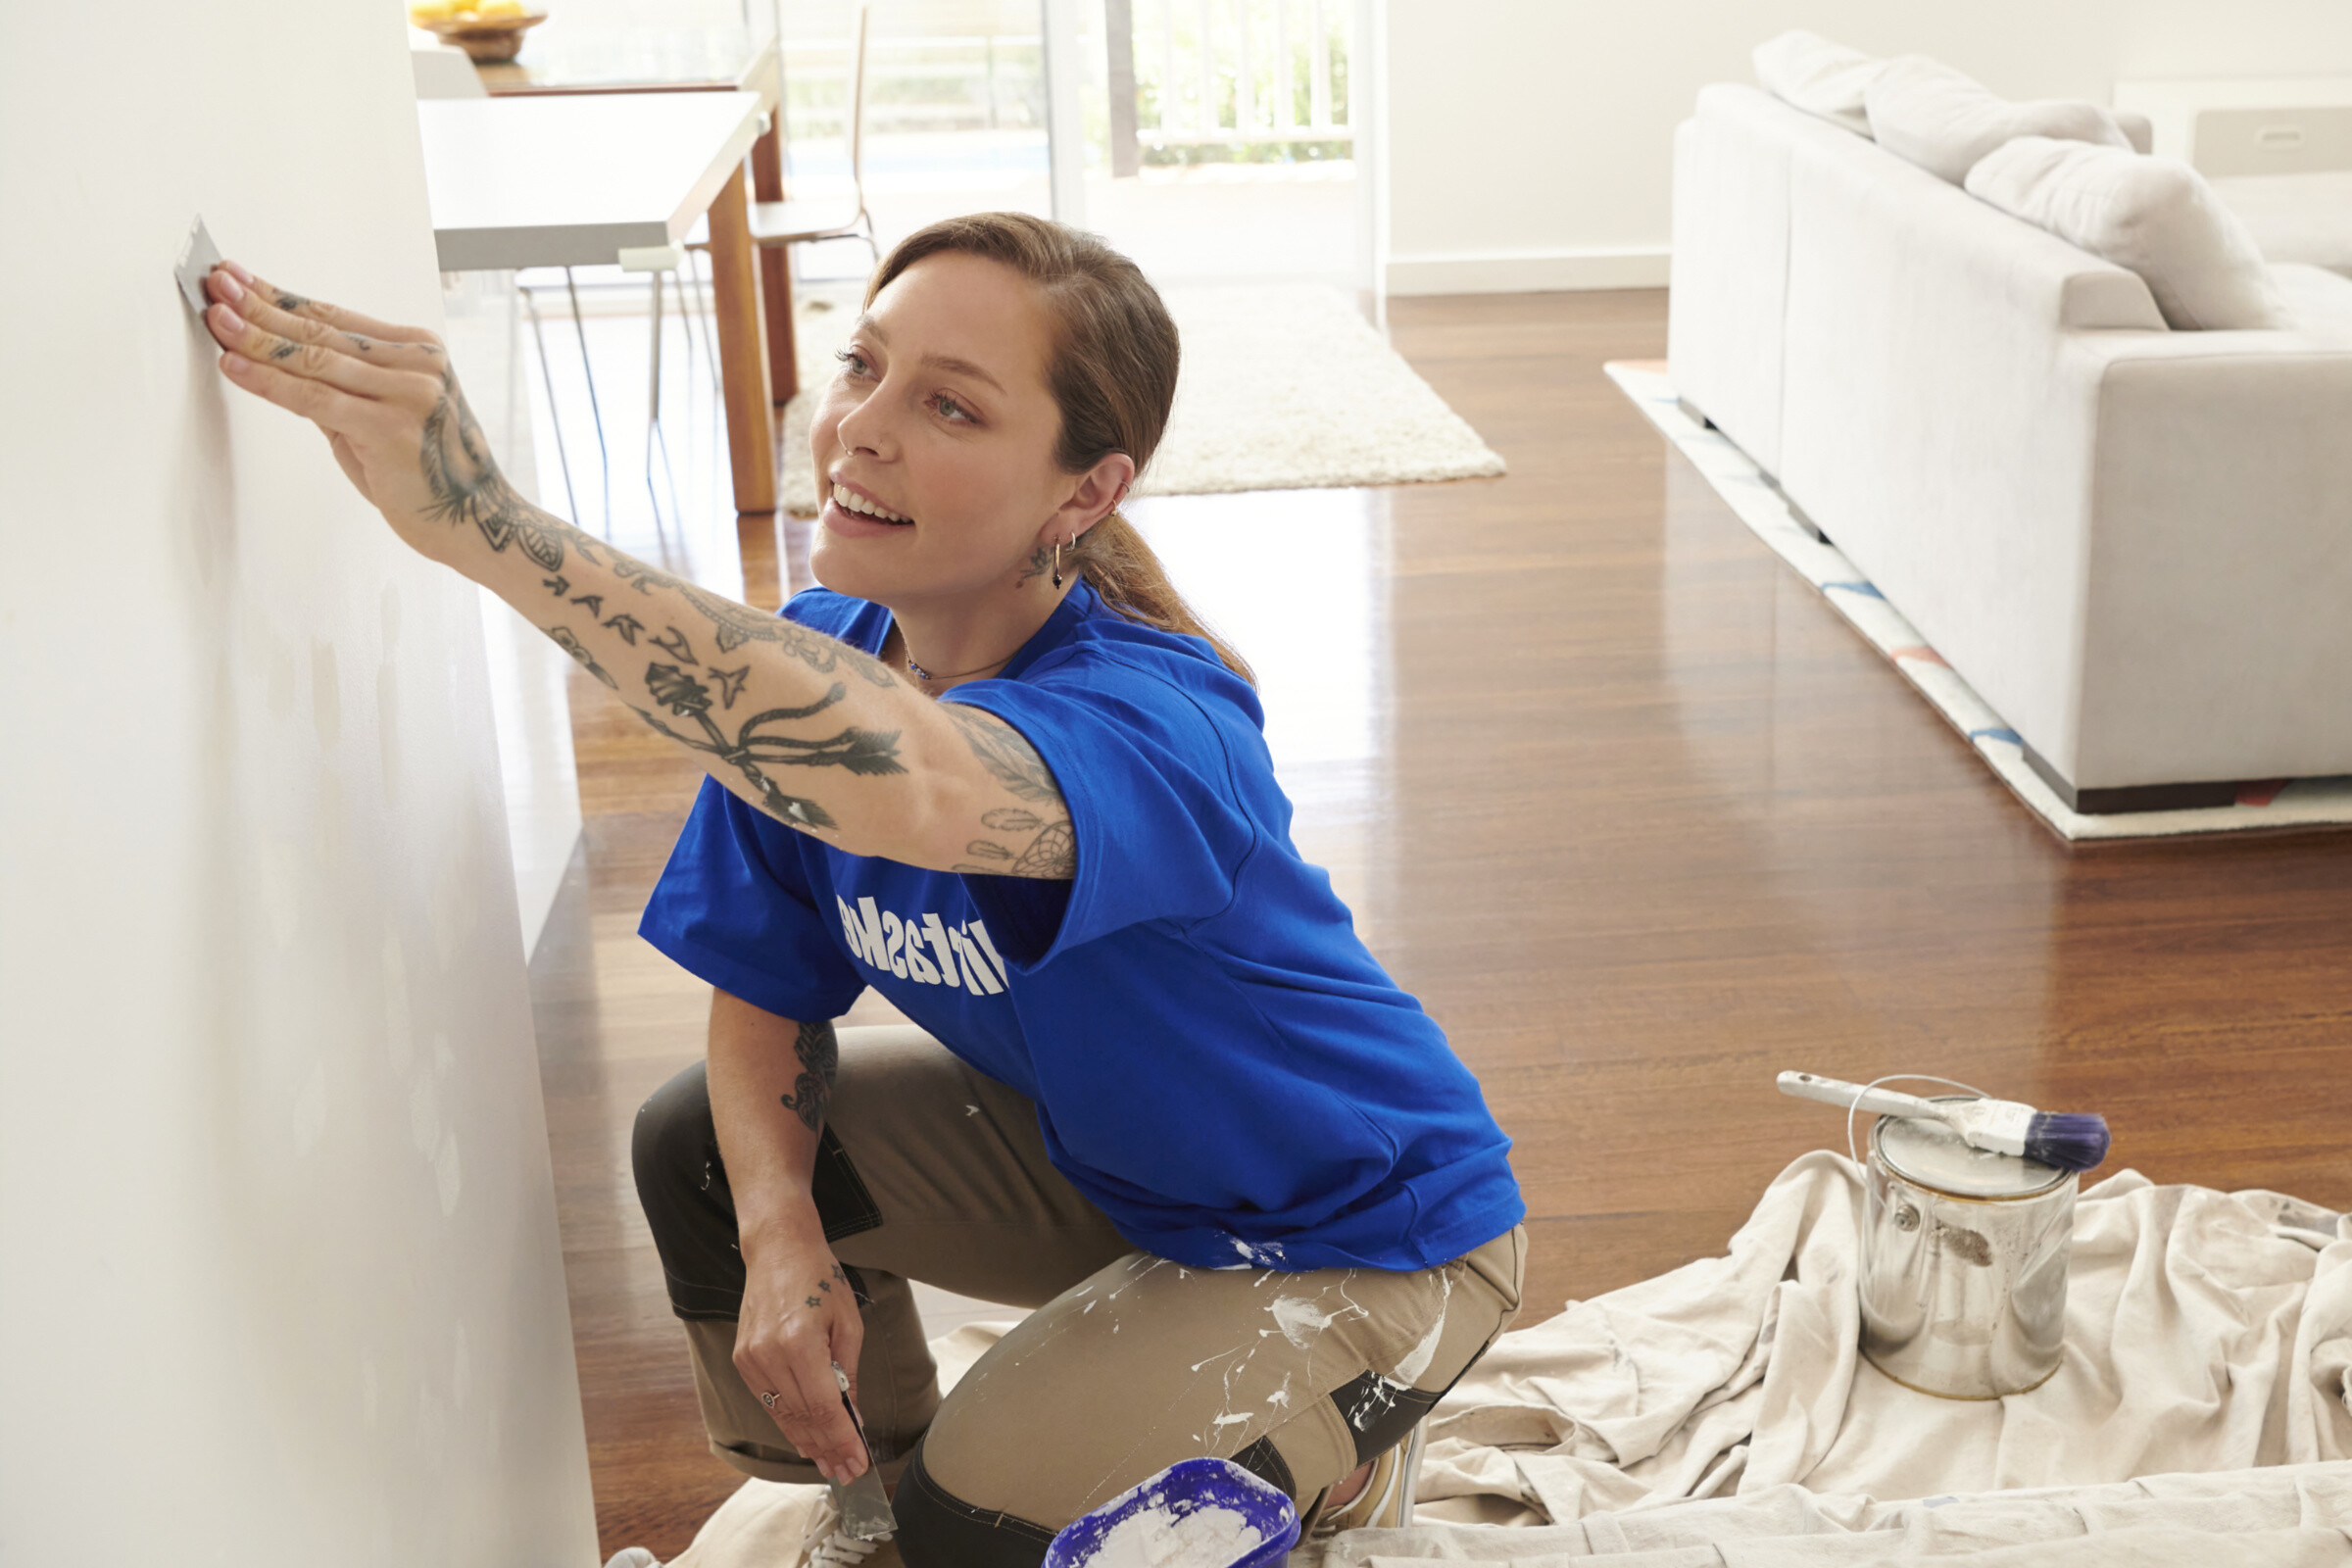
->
xmin=1607 ymin=361 xmax=2352 ymax=842
xmin=780 ymin=283 xmax=1504 ymax=514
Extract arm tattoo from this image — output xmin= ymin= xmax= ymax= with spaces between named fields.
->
xmin=777 ymin=1018 xmax=839 ymax=1132
xmin=635 ymin=664 xmax=906 ymax=832
xmin=959 ymin=808 xmax=1077 ymax=878
xmin=938 ymin=704 xmax=1063 ymax=804
xmin=417 ymin=365 xmax=569 ymax=570
xmin=610 ymin=556 xmax=898 ymax=684
xmin=546 ymin=626 xmax=616 ymax=689
xmin=420 ymin=381 xmax=917 ymax=831
xmin=935 ymin=709 xmax=1077 ymax=879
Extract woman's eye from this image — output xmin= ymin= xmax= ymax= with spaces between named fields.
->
xmin=934 ymin=394 xmax=975 ymax=423
xmin=834 ymin=348 xmax=872 ymax=378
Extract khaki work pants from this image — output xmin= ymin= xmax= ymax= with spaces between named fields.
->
xmin=632 ymin=1024 xmax=1526 ymax=1568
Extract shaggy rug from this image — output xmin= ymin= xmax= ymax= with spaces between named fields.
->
xmin=779 ymin=282 xmax=1505 ymax=514
xmin=1606 ymin=360 xmax=2352 ymax=842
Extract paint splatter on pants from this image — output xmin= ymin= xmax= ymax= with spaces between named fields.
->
xmin=632 ymin=1024 xmax=1527 ymax=1568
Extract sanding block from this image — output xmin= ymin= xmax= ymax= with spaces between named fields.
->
xmin=173 ymin=216 xmax=221 ymax=318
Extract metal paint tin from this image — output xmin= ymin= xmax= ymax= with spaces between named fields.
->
xmin=1859 ymin=1104 xmax=2077 ymax=1398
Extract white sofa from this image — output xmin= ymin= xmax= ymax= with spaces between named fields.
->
xmin=1668 ymin=83 xmax=2352 ymax=810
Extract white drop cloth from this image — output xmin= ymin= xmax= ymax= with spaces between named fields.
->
xmin=665 ymin=1155 xmax=2352 ymax=1568
xmin=1345 ymin=1152 xmax=2352 ymax=1565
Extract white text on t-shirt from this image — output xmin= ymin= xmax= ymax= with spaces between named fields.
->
xmin=836 ymin=896 xmax=1011 ymax=995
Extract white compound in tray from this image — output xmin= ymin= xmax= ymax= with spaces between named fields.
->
xmin=1079 ymin=1500 xmax=1266 ymax=1568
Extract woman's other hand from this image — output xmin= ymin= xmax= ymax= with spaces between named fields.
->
xmin=734 ymin=1233 xmax=873 ymax=1485
xmin=201 ymin=260 xmax=547 ymax=569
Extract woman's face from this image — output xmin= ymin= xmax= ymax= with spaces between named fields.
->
xmin=808 ymin=251 xmax=1084 ymax=608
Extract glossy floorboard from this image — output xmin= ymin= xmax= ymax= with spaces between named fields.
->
xmin=519 ymin=287 xmax=2352 ymax=1561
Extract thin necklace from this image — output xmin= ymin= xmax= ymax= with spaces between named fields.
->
xmin=901 ymin=630 xmax=1018 ymax=685
xmin=905 ymin=650 xmax=1012 ymax=683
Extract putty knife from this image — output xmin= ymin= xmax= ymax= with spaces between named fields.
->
xmin=831 ymin=1362 xmax=897 ymax=1541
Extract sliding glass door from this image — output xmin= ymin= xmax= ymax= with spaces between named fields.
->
xmin=783 ymin=0 xmax=1371 ymax=288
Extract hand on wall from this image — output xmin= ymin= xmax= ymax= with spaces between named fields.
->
xmin=202 ymin=260 xmax=555 ymax=570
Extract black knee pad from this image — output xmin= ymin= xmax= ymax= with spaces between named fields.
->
xmin=630 ymin=1062 xmax=748 ymax=1320
xmin=631 ymin=1060 xmax=716 ymax=1207
xmin=891 ymin=1439 xmax=1058 ymax=1568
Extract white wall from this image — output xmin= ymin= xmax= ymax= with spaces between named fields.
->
xmin=1380 ymin=0 xmax=2352 ymax=295
xmin=439 ymin=270 xmax=586 ymax=961
xmin=0 ymin=1 xmax=599 ymax=1561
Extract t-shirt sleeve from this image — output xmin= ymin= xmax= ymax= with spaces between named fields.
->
xmin=638 ymin=772 xmax=870 ymax=1023
xmin=941 ymin=656 xmax=1258 ymax=968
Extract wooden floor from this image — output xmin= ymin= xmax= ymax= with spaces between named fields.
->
xmin=523 ymin=287 xmax=2352 ymax=1561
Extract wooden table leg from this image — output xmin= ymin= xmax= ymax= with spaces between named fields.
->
xmin=751 ymin=112 xmax=799 ymax=405
xmin=705 ymin=163 xmax=777 ymax=514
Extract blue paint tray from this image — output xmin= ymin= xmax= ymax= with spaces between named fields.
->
xmin=1044 ymin=1457 xmax=1299 ymax=1568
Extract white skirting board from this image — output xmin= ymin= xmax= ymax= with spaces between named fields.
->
xmin=1607 ymin=361 xmax=2352 ymax=841
xmin=1386 ymin=246 xmax=1671 ymax=295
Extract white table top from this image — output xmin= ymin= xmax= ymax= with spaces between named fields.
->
xmin=419 ymin=90 xmax=763 ymax=271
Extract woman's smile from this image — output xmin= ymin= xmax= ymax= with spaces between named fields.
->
xmin=824 ymin=477 xmax=917 ymax=537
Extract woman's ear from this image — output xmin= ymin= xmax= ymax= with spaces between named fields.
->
xmin=1046 ymin=452 xmax=1138 ymax=545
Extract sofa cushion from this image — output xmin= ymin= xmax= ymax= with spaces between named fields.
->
xmin=1752 ymin=31 xmax=1884 ymax=137
xmin=1965 ymin=137 xmax=2289 ymax=330
xmin=1865 ymin=56 xmax=2131 ymax=184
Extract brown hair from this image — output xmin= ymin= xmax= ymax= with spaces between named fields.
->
xmin=865 ymin=213 xmax=1255 ymax=686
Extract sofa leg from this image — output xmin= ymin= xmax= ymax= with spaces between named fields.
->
xmin=1783 ymin=497 xmax=1831 ymax=545
xmin=1756 ymin=470 xmax=1832 ymax=544
xmin=2020 ymin=744 xmax=2242 ymax=814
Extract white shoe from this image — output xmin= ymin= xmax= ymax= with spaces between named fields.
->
xmin=1308 ymin=1420 xmax=1429 ymax=1541
xmin=604 ymin=1551 xmax=660 ymax=1568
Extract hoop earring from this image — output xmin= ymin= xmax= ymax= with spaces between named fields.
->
xmin=1052 ymin=537 xmax=1065 ymax=590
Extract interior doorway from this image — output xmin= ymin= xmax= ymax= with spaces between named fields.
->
xmin=785 ymin=0 xmax=1366 ymax=289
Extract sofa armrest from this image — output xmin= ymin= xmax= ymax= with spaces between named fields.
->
xmin=2070 ymin=335 xmax=2352 ymax=783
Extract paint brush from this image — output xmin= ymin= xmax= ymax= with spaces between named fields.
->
xmin=1777 ymin=1071 xmax=2111 ymax=1173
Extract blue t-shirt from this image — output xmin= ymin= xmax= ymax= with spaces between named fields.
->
xmin=638 ymin=581 xmax=1523 ymax=1272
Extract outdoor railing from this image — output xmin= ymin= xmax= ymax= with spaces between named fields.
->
xmin=1128 ymin=0 xmax=1350 ymax=155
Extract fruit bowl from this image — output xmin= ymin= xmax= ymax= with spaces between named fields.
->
xmin=411 ymin=8 xmax=548 ymax=64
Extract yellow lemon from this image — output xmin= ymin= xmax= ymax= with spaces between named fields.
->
xmin=478 ymin=0 xmax=527 ymax=17
xmin=409 ymin=0 xmax=461 ymax=20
